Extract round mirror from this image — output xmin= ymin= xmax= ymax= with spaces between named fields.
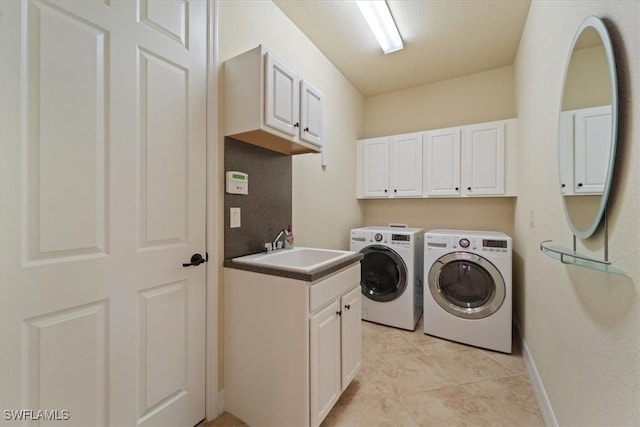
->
xmin=558 ymin=16 xmax=618 ymax=239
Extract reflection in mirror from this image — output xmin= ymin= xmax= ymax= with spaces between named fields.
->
xmin=558 ymin=16 xmax=617 ymax=239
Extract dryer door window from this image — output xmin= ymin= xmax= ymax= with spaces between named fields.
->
xmin=360 ymin=246 xmax=407 ymax=302
xmin=428 ymin=252 xmax=505 ymax=319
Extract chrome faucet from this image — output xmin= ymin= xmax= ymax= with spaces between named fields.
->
xmin=266 ymin=229 xmax=287 ymax=252
xmin=272 ymin=229 xmax=287 ymax=247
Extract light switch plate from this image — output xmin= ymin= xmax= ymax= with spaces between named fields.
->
xmin=230 ymin=207 xmax=241 ymax=228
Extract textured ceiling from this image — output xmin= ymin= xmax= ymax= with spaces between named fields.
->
xmin=274 ymin=0 xmax=532 ymax=97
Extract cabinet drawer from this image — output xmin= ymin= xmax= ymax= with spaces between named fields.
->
xmin=310 ymin=264 xmax=360 ymax=312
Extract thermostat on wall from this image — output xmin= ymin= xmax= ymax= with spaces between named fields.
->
xmin=226 ymin=171 xmax=248 ymax=195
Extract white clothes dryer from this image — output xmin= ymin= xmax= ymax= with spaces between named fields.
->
xmin=424 ymin=229 xmax=512 ymax=353
xmin=350 ymin=226 xmax=423 ymax=331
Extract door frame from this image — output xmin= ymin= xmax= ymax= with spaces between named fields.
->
xmin=206 ymin=0 xmax=221 ymax=421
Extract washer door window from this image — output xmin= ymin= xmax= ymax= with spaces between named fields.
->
xmin=360 ymin=245 xmax=407 ymax=302
xmin=429 ymin=252 xmax=505 ymax=319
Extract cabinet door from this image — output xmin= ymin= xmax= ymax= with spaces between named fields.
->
xmin=423 ymin=128 xmax=461 ymax=196
xmin=264 ymin=52 xmax=300 ymax=137
xmin=574 ymin=106 xmax=611 ymax=194
xmin=558 ymin=111 xmax=575 ymax=195
xmin=362 ymin=138 xmax=390 ymax=197
xmin=391 ymin=133 xmax=423 ymax=197
xmin=300 ymin=80 xmax=323 ymax=147
xmin=463 ymin=122 xmax=505 ymax=196
xmin=340 ymin=286 xmax=361 ymax=390
xmin=310 ymin=300 xmax=342 ymax=427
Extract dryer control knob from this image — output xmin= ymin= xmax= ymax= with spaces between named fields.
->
xmin=374 ymin=233 xmax=383 ymax=242
xmin=459 ymin=238 xmax=470 ymax=248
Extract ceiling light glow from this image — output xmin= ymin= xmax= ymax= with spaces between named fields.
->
xmin=355 ymin=0 xmax=403 ymax=54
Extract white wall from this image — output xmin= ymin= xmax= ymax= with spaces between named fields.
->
xmin=364 ymin=65 xmax=516 ymax=138
xmin=514 ymin=1 xmax=639 ymax=424
xmin=219 ymin=1 xmax=365 ymax=252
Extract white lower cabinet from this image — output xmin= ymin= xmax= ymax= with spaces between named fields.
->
xmin=225 ymin=264 xmax=362 ymax=427
xmin=310 ymin=286 xmax=361 ymax=427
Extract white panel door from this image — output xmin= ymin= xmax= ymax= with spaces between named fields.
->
xmin=423 ymin=128 xmax=461 ymax=197
xmin=574 ymin=105 xmax=612 ymax=194
xmin=265 ymin=52 xmax=300 ymax=137
xmin=300 ymin=80 xmax=323 ymax=147
xmin=390 ymin=133 xmax=423 ymax=197
xmin=309 ymin=300 xmax=342 ymax=427
xmin=362 ymin=137 xmax=390 ymax=197
xmin=463 ymin=122 xmax=505 ymax=196
xmin=0 ymin=1 xmax=207 ymax=426
xmin=340 ymin=287 xmax=361 ymax=390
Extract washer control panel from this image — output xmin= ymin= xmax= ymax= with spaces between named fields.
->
xmin=350 ymin=228 xmax=419 ymax=248
xmin=426 ymin=233 xmax=510 ymax=254
xmin=482 ymin=238 xmax=509 ymax=253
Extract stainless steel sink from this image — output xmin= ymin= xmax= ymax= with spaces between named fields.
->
xmin=232 ymin=247 xmax=355 ymax=273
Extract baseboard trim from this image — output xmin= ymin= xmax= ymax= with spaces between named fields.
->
xmin=216 ymin=390 xmax=225 ymax=417
xmin=515 ymin=320 xmax=558 ymax=427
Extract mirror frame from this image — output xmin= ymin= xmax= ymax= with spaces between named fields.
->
xmin=558 ymin=16 xmax=618 ymax=240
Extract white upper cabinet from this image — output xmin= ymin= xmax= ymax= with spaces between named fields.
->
xmin=362 ymin=137 xmax=390 ymax=197
xmin=264 ymin=52 xmax=300 ymax=137
xmin=357 ymin=119 xmax=517 ymax=199
xmin=462 ymin=121 xmax=506 ymax=196
xmin=423 ymin=127 xmax=462 ymax=196
xmin=391 ymin=133 xmax=423 ymax=197
xmin=559 ymin=106 xmax=611 ymax=195
xmin=224 ymin=45 xmax=323 ymax=155
xmin=360 ymin=133 xmax=422 ymax=198
xmin=300 ymin=80 xmax=324 ymax=147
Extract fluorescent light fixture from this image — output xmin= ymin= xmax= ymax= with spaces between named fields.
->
xmin=355 ymin=0 xmax=403 ymax=54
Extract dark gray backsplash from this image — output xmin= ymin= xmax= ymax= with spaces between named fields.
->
xmin=224 ymin=137 xmax=292 ymax=259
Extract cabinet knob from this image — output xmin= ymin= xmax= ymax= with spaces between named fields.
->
xmin=455 ymin=187 xmax=459 ymax=191
xmin=394 ymin=189 xmax=397 ymax=193
xmin=345 ymin=304 xmax=351 ymax=310
xmin=294 ymin=122 xmax=300 ymax=128
xmin=577 ymin=183 xmax=584 ymax=187
xmin=561 ymin=183 xmax=566 ymax=188
xmin=384 ymin=189 xmax=388 ymax=193
xmin=467 ymin=187 xmax=472 ymax=191
xmin=304 ymin=127 xmax=309 ymax=132
xmin=336 ymin=311 xmax=342 ymax=317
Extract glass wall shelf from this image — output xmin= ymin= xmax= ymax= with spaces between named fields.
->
xmin=539 ymin=240 xmax=626 ymax=276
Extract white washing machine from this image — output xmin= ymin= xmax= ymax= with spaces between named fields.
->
xmin=424 ymin=229 xmax=512 ymax=353
xmin=350 ymin=226 xmax=423 ymax=331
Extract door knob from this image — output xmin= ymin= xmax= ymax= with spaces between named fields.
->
xmin=183 ymin=253 xmax=207 ymax=267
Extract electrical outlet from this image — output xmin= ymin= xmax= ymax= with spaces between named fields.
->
xmin=230 ymin=207 xmax=241 ymax=228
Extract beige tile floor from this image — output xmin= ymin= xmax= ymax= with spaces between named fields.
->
xmin=208 ymin=317 xmax=544 ymax=427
